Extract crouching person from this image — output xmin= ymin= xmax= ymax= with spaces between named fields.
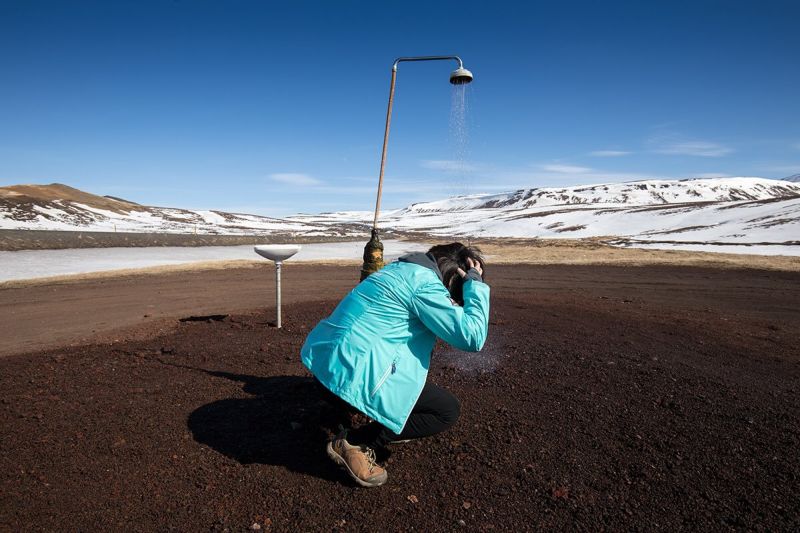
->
xmin=300 ymin=243 xmax=490 ymax=487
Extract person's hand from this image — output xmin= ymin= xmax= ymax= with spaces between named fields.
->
xmin=457 ymin=257 xmax=483 ymax=279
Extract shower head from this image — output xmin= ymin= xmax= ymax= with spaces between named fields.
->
xmin=392 ymin=56 xmax=473 ymax=85
xmin=449 ymin=67 xmax=473 ymax=85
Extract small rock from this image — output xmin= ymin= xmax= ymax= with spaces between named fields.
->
xmin=462 ymin=501 xmax=472 ymax=509
xmin=250 ymin=523 xmax=261 ymax=531
xmin=458 ymin=519 xmax=467 ymax=527
xmin=407 ymin=494 xmax=419 ymax=504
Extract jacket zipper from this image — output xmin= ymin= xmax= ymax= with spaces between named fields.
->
xmin=370 ymin=359 xmax=397 ymax=397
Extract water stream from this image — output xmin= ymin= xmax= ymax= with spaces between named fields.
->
xmin=447 ymin=83 xmax=474 ymax=198
xmin=447 ymin=83 xmax=478 ymax=248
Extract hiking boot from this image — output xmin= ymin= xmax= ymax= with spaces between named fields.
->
xmin=326 ymin=437 xmax=388 ymax=488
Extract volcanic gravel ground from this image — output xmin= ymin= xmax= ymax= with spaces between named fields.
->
xmin=1 ymin=266 xmax=799 ymax=531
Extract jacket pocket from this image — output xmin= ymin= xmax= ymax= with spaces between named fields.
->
xmin=370 ymin=357 xmax=398 ymax=397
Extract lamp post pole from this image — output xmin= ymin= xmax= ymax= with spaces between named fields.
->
xmin=360 ymin=56 xmax=471 ymax=281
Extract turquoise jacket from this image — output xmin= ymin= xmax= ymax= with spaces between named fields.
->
xmin=300 ymin=253 xmax=490 ymax=434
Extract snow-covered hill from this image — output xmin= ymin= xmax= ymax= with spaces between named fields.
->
xmin=397 ymin=177 xmax=798 ymax=213
xmin=2 ymin=178 xmax=799 ymax=255
xmin=0 ymin=183 xmax=364 ymax=237
xmin=292 ymin=178 xmax=800 ymax=254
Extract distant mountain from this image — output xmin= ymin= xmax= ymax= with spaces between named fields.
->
xmin=293 ymin=177 xmax=800 ymax=250
xmin=0 ymin=183 xmax=364 ymax=237
xmin=395 ymin=177 xmax=799 ymax=214
xmin=783 ymin=174 xmax=800 ymax=183
xmin=1 ymin=183 xmax=142 ymax=214
xmin=3 ymin=179 xmax=799 ymax=254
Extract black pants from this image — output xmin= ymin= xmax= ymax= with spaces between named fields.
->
xmin=316 ymin=379 xmax=460 ymax=451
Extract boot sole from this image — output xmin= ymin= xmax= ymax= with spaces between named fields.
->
xmin=326 ymin=441 xmax=388 ymax=488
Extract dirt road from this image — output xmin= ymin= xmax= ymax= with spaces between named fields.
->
xmin=0 ymin=263 xmax=360 ymax=357
xmin=2 ymin=262 xmax=797 ymax=358
xmin=1 ymin=264 xmax=799 ymax=531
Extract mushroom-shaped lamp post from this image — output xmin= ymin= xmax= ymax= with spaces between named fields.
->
xmin=254 ymin=244 xmax=302 ymax=328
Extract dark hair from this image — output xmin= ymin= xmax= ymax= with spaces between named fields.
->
xmin=427 ymin=242 xmax=485 ymax=305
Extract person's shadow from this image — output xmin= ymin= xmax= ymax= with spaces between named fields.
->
xmin=186 ymin=369 xmax=343 ymax=482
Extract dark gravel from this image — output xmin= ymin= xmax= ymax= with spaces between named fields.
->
xmin=1 ymin=265 xmax=798 ymax=531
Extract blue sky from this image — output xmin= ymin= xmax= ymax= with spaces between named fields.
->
xmin=1 ymin=0 xmax=799 ymax=216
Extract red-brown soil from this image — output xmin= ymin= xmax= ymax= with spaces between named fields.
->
xmin=1 ymin=265 xmax=799 ymax=531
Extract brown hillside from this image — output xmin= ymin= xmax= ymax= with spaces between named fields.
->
xmin=0 ymin=183 xmax=140 ymax=214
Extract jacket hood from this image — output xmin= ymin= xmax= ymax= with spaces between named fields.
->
xmin=397 ymin=252 xmax=443 ymax=282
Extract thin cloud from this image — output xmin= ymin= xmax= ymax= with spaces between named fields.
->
xmin=540 ymin=164 xmax=593 ymax=174
xmin=648 ymin=136 xmax=733 ymax=157
xmin=269 ymin=173 xmax=322 ymax=186
xmin=420 ymin=160 xmax=478 ymax=172
xmin=588 ymin=150 xmax=631 ymax=157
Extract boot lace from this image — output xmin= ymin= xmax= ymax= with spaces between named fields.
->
xmin=362 ymin=446 xmax=379 ymax=473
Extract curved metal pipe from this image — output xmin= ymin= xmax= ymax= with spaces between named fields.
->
xmin=392 ymin=55 xmax=464 ymax=71
xmin=361 ymin=54 xmax=471 ymax=280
